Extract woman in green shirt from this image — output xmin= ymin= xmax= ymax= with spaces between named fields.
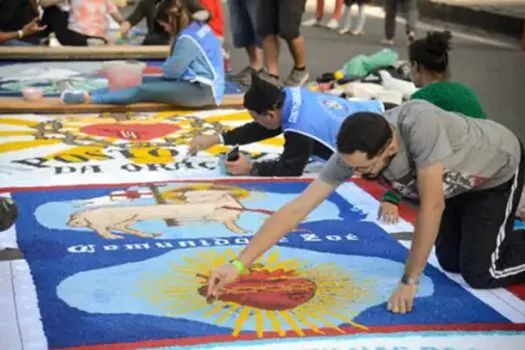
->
xmin=379 ymin=30 xmax=487 ymax=224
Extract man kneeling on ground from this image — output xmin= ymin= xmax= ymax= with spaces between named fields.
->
xmin=205 ymin=99 xmax=525 ymax=313
xmin=189 ymin=72 xmax=385 ymax=176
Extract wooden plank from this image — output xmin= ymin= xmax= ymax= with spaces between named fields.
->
xmin=0 ymin=45 xmax=170 ymax=60
xmin=0 ymin=94 xmax=244 ymax=113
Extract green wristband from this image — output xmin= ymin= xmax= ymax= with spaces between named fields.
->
xmin=382 ymin=191 xmax=401 ymax=205
xmin=230 ymin=259 xmax=245 ymax=274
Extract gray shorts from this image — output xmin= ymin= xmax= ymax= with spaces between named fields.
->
xmin=228 ymin=0 xmax=262 ymax=48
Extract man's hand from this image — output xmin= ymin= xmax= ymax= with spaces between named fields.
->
xmin=387 ymin=282 xmax=418 ymax=313
xmin=119 ymin=21 xmax=132 ymax=36
xmin=378 ymin=201 xmax=400 ymax=224
xmin=206 ymin=263 xmax=241 ymax=298
xmin=22 ymin=18 xmax=47 ymax=37
xmin=188 ymin=134 xmax=220 ymax=155
xmin=225 ymin=154 xmax=253 ymax=175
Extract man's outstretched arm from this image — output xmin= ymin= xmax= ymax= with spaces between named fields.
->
xmin=236 ymin=178 xmax=338 ymax=267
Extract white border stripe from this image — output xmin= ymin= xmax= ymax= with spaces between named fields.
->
xmin=0 ymin=261 xmax=23 ymax=350
xmin=12 ymin=260 xmax=47 ymax=350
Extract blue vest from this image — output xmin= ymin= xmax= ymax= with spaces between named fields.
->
xmin=280 ymin=87 xmax=385 ymax=161
xmin=177 ymin=22 xmax=225 ymax=104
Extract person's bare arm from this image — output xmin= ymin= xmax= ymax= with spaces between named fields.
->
xmin=404 ymin=161 xmax=446 ymax=279
xmin=0 ymin=31 xmax=19 ymax=43
xmin=107 ymin=0 xmax=125 ymax=24
xmin=237 ymin=178 xmax=338 ymax=267
xmin=110 ymin=11 xmax=126 ymax=25
xmin=0 ymin=18 xmax=47 ymax=43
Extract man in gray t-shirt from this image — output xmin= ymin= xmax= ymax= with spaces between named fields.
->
xmin=321 ymin=100 xmax=521 ymax=199
xmin=204 ymin=100 xmax=525 ymax=315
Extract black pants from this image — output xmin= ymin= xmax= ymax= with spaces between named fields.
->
xmin=384 ymin=0 xmax=418 ymax=39
xmin=257 ymin=0 xmax=306 ymax=41
xmin=41 ymin=6 xmax=106 ymax=46
xmin=436 ymin=145 xmax=525 ymax=289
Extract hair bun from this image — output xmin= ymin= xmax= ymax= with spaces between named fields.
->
xmin=425 ymin=30 xmax=452 ymax=56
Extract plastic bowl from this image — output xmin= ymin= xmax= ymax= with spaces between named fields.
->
xmin=22 ymin=88 xmax=43 ymax=101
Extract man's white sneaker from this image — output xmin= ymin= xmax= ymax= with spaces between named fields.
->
xmin=325 ymin=18 xmax=339 ymax=30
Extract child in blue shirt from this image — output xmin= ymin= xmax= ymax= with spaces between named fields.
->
xmin=61 ymin=0 xmax=225 ymax=107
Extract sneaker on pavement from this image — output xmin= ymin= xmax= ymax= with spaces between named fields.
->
xmin=324 ymin=18 xmax=339 ymax=30
xmin=61 ymin=90 xmax=87 ymax=104
xmin=284 ymin=68 xmax=310 ymax=87
xmin=230 ymin=66 xmax=258 ymax=86
xmin=381 ymin=38 xmax=394 ymax=46
xmin=302 ymin=18 xmax=321 ymax=27
xmin=258 ymin=70 xmax=283 ymax=87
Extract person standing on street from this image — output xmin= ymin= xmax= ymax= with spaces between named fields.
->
xmin=226 ymin=0 xmax=263 ymax=86
xmin=258 ymin=0 xmax=310 ymax=87
xmin=382 ymin=0 xmax=418 ymax=45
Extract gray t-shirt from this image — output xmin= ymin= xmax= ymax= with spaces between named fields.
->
xmin=320 ymin=100 xmax=522 ymax=200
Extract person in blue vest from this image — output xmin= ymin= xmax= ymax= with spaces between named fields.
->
xmin=189 ymin=72 xmax=384 ymax=176
xmin=60 ymin=0 xmax=225 ymax=108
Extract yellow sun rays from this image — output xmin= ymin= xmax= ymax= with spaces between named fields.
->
xmin=136 ymin=248 xmax=374 ymax=339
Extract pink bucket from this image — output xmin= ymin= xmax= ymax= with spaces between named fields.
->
xmin=102 ymin=61 xmax=146 ymax=91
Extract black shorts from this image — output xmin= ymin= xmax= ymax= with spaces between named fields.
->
xmin=257 ymin=0 xmax=306 ymax=41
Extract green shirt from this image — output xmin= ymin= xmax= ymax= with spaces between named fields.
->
xmin=409 ymin=81 xmax=486 ymax=119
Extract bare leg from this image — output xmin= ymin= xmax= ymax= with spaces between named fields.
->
xmin=262 ymin=35 xmax=280 ymax=77
xmin=332 ymin=0 xmax=343 ymax=20
xmin=288 ymin=36 xmax=306 ymax=68
xmin=246 ymin=44 xmax=263 ymax=70
xmin=316 ymin=0 xmax=325 ymax=20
